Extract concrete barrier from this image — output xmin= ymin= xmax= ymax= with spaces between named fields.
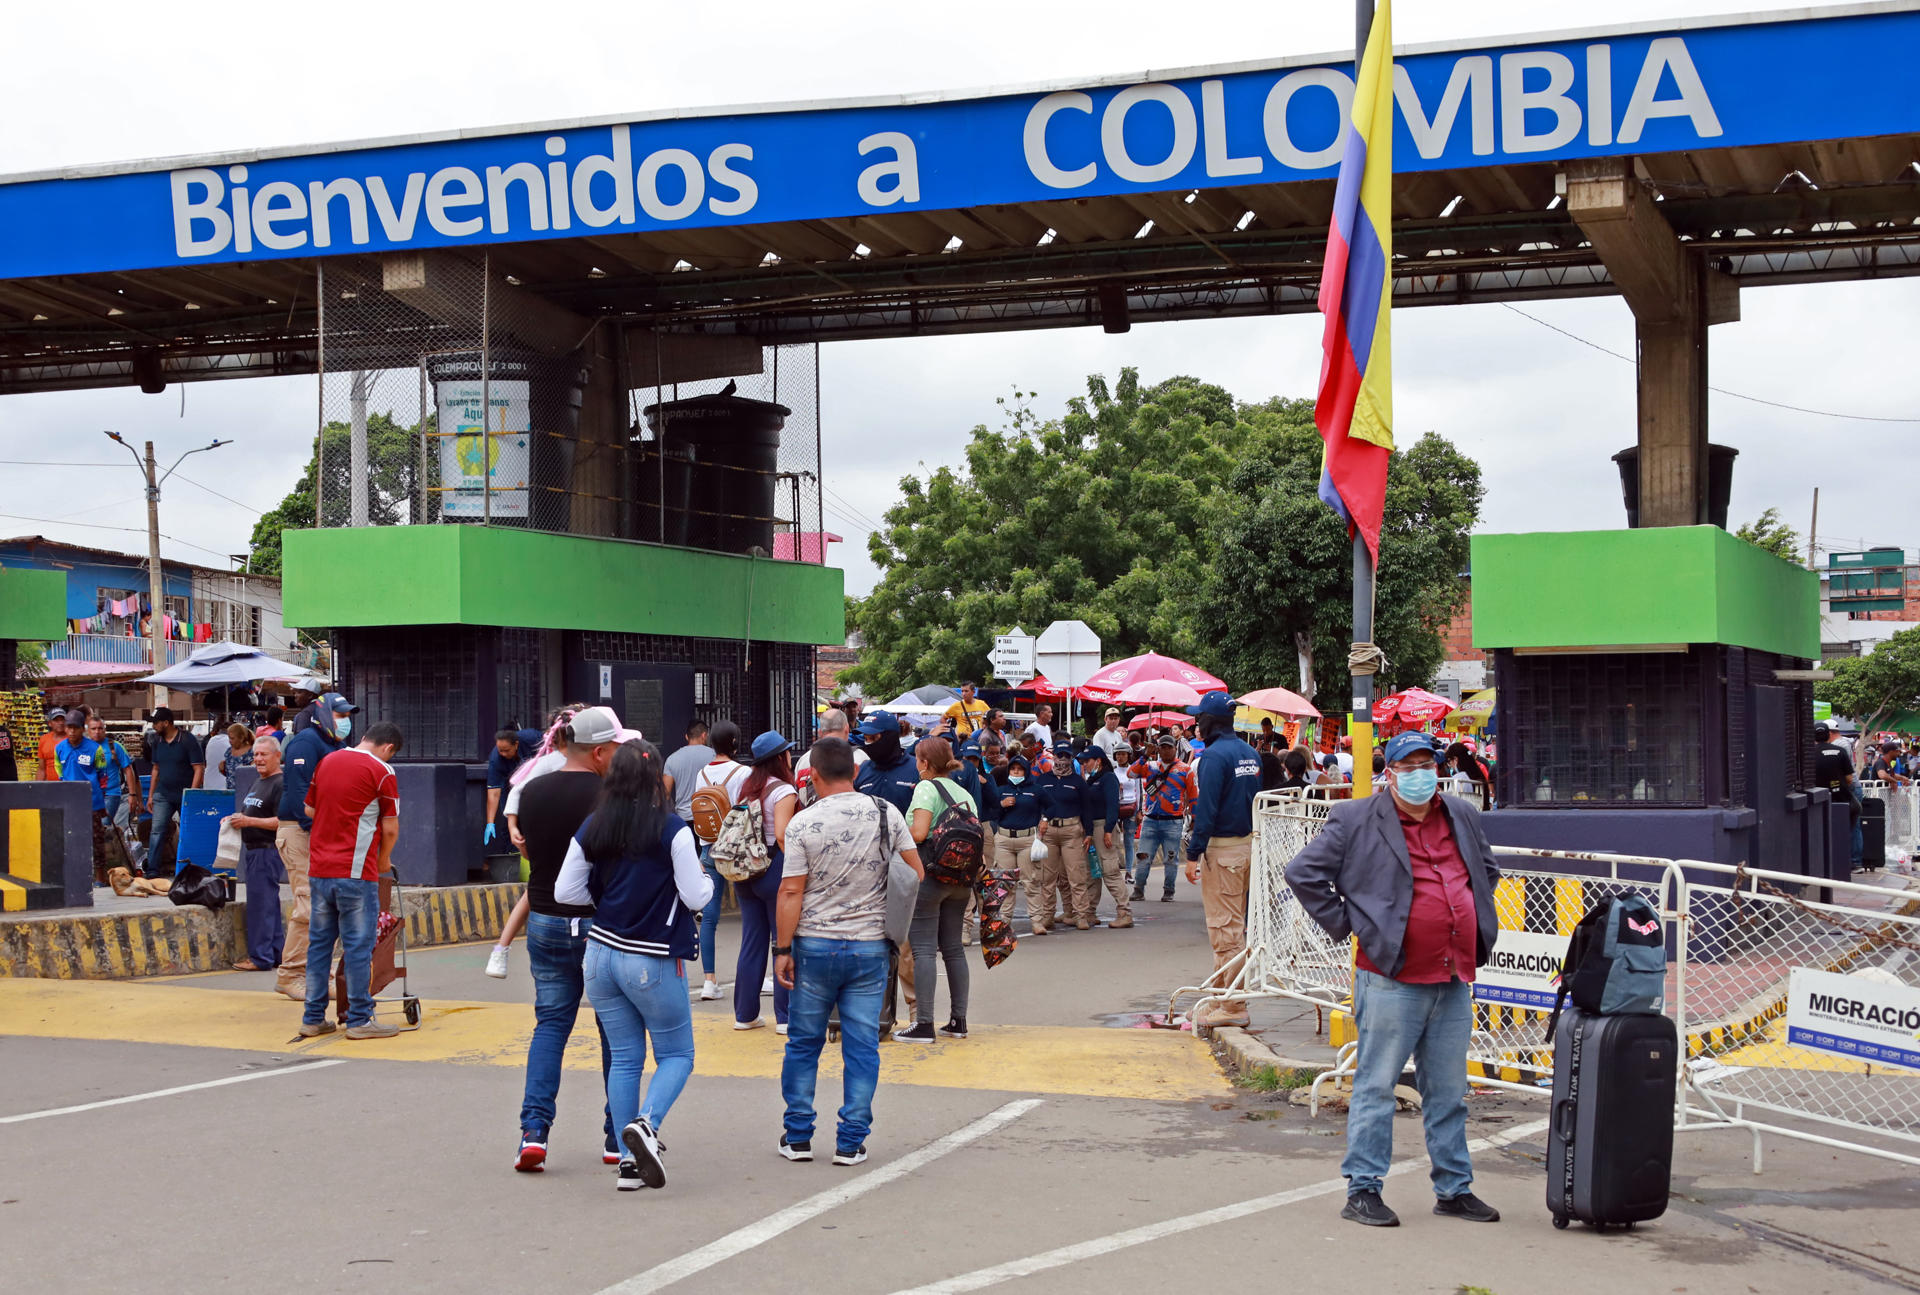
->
xmin=0 ymin=880 xmax=528 ymax=979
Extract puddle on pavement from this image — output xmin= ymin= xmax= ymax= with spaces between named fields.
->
xmin=1098 ymin=1010 xmax=1193 ymax=1031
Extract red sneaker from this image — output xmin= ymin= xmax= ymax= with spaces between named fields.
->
xmin=514 ymin=1136 xmax=547 ymax=1172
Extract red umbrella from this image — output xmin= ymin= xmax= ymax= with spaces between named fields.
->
xmin=1010 ymin=675 xmax=1073 ymax=700
xmin=1238 ymin=685 xmax=1321 ymax=718
xmin=1127 ymin=710 xmax=1191 ymax=731
xmin=1078 ymin=652 xmax=1225 ymax=704
xmin=1114 ymin=679 xmax=1203 ymax=708
xmin=1374 ymin=688 xmax=1456 ymax=726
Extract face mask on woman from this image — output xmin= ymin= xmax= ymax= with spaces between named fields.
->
xmin=1007 ymin=773 xmax=1026 ymax=786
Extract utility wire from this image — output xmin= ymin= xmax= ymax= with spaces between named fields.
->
xmin=0 ymin=511 xmax=233 ymax=561
xmin=0 ymin=459 xmax=123 ymax=468
xmin=1501 ymin=303 xmax=1920 ymax=424
xmin=173 ymin=472 xmax=265 ymax=516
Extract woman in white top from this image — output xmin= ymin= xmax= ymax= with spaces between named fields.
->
xmin=691 ymin=721 xmax=750 ymax=1000
xmin=898 ymin=736 xmax=977 ymax=1044
xmin=728 ymin=730 xmax=798 ymax=1032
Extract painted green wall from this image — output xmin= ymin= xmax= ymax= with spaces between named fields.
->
xmin=283 ymin=527 xmax=844 ymax=645
xmin=0 ymin=566 xmax=70 ymax=641
xmin=1472 ymin=527 xmax=1819 ymax=659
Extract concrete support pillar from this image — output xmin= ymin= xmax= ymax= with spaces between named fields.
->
xmin=570 ymin=324 xmax=627 ymax=540
xmin=1566 ymin=159 xmax=1738 ymax=528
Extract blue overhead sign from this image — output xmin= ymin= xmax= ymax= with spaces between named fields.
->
xmin=3 ymin=6 xmax=1917 ymax=280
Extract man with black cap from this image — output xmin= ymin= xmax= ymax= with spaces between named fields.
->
xmin=1284 ymin=731 xmax=1504 ymax=1229
xmin=144 ymin=706 xmax=204 ymax=878
xmin=1181 ymin=691 xmax=1262 ymax=1024
xmin=274 ymin=692 xmax=359 ymax=1001
xmin=1813 ymin=722 xmax=1859 ymax=869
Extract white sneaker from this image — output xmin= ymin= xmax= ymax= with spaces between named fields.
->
xmin=699 ymin=980 xmax=723 ymax=1001
xmin=621 ymin=1117 xmax=666 ymax=1189
xmin=734 ymin=1017 xmax=766 ymax=1031
xmin=484 ymin=946 xmax=510 ymax=979
xmin=776 ymin=1022 xmax=789 ymax=1036
xmin=762 ymin=974 xmax=774 ymax=995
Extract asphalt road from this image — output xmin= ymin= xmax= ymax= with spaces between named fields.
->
xmin=3 ymin=882 xmax=1917 ymax=1294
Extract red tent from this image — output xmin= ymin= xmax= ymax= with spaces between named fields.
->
xmin=1010 ymin=675 xmax=1076 ymax=700
xmin=1127 ymin=710 xmax=1191 ymax=731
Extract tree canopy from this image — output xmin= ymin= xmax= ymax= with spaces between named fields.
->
xmin=846 ymin=370 xmax=1483 ymax=712
xmin=248 ymin=412 xmax=426 ymax=576
xmin=1735 ymin=507 xmax=1802 ymax=562
xmin=1817 ymin=627 xmax=1920 ymax=735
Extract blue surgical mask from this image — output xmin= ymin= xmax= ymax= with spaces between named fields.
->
xmin=1008 ymin=774 xmax=1025 ymax=785
xmin=1394 ymin=767 xmax=1439 ymax=805
xmin=335 ymin=715 xmax=353 ymax=740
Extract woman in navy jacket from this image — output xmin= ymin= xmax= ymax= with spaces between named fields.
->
xmin=1076 ymin=748 xmax=1133 ymax=929
xmin=555 ymin=741 xmax=711 ymax=1194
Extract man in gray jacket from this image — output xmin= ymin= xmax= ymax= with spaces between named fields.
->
xmin=1284 ymin=731 xmax=1503 ymax=1229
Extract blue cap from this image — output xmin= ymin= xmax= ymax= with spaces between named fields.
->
xmin=1383 ymin=732 xmax=1438 ymax=766
xmin=321 ymin=691 xmax=359 ymax=715
xmin=857 ymin=709 xmax=896 ymax=736
xmin=1183 ymin=690 xmax=1237 ymax=720
xmin=1053 ymin=740 xmax=1075 ymax=756
xmin=748 ymin=730 xmax=794 ymax=762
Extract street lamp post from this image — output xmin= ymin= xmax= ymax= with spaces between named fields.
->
xmin=103 ymin=432 xmax=231 ymax=705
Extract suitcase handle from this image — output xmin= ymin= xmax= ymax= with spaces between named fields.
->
xmin=1554 ymin=1099 xmax=1575 ymax=1141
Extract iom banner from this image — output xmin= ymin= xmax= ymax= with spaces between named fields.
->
xmin=1786 ymin=968 xmax=1920 ymax=1072
xmin=436 ymin=380 xmax=530 ymax=519
xmin=1 ymin=7 xmax=1919 ymax=279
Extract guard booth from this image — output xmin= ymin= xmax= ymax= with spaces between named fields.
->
xmin=0 ymin=566 xmax=92 ymax=909
xmin=1471 ymin=527 xmax=1836 ymax=879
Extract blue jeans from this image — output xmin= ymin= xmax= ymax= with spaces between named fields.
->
xmin=781 ymin=936 xmax=889 ymax=1153
xmin=1343 ymin=969 xmax=1474 ymax=1198
xmin=1135 ymin=818 xmax=1183 ymax=895
xmin=242 ymin=846 xmax=286 ymax=966
xmin=734 ymin=862 xmax=791 ymax=1027
xmin=304 ymin=876 xmax=378 ymax=1027
xmin=585 ymin=942 xmax=697 ymax=1135
xmin=520 ymin=911 xmax=613 ymax=1143
xmin=149 ymin=789 xmax=183 ymax=877
xmin=698 ymin=850 xmax=727 ymax=976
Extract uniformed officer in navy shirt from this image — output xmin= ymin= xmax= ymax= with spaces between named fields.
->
xmin=1182 ymin=690 xmax=1262 ymax=1024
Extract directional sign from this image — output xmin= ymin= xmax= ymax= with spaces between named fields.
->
xmin=988 ymin=627 xmax=1035 ymax=683
xmin=1035 ymin=619 xmax=1102 ymax=690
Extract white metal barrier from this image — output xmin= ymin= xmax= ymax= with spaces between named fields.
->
xmin=1180 ymin=791 xmax=1920 ymax=1170
xmin=1859 ymin=779 xmax=1920 ymax=861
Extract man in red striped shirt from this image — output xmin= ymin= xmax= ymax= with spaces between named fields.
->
xmin=300 ymin=721 xmax=404 ymax=1040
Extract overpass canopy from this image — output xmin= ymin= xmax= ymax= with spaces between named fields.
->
xmin=1 ymin=1 xmax=1917 ymax=392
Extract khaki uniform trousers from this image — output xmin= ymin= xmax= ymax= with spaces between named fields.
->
xmin=1199 ymin=834 xmax=1254 ymax=974
xmin=1034 ymin=820 xmax=1084 ymax=931
xmin=274 ymin=823 xmax=311 ymax=995
xmin=993 ymin=828 xmax=1033 ymax=924
xmin=1083 ymin=820 xmax=1133 ymax=924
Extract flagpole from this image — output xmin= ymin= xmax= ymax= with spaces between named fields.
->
xmin=1348 ymin=0 xmax=1378 ymax=800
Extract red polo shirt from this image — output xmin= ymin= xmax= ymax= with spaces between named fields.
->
xmin=1356 ymin=799 xmax=1479 ymax=984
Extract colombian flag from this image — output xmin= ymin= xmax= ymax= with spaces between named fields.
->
xmin=1315 ymin=0 xmax=1394 ymax=563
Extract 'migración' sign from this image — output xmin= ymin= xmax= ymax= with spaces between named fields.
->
xmin=1786 ymin=967 xmax=1920 ymax=1072
xmin=2 ymin=5 xmax=1917 ymax=279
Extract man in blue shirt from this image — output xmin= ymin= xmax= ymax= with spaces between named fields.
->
xmin=56 ymin=710 xmax=131 ymax=883
xmin=1183 ymin=690 xmax=1263 ymax=1029
xmin=272 ymin=692 xmax=358 ymax=1001
xmin=87 ymin=715 xmax=140 ymax=834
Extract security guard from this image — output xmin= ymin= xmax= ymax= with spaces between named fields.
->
xmin=1033 ymin=740 xmax=1089 ymax=933
xmin=1183 ymin=690 xmax=1263 ymax=1026
xmin=1813 ymin=721 xmax=1860 ymax=869
xmin=993 ymin=754 xmax=1042 ymax=918
xmin=1078 ymin=747 xmax=1133 ymax=929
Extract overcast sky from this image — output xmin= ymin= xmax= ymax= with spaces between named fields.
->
xmin=2 ymin=0 xmax=1912 ymax=593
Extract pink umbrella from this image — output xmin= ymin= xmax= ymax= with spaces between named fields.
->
xmin=1238 ymin=685 xmax=1321 ymax=718
xmin=1078 ymin=652 xmax=1226 ymax=704
xmin=1113 ymin=679 xmax=1203 ymax=708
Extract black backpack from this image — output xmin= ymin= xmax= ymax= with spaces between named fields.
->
xmin=1543 ymin=895 xmax=1667 ymax=1042
xmin=921 ymin=781 xmax=985 ymax=886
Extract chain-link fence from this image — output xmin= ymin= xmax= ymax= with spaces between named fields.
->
xmin=313 ymin=255 xmax=823 ymax=558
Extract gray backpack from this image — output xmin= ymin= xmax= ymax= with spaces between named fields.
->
xmin=1543 ymin=895 xmax=1667 ymax=1041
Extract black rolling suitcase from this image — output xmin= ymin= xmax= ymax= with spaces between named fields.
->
xmin=1860 ymin=796 xmax=1886 ymax=869
xmin=1546 ymin=1008 xmax=1676 ymax=1230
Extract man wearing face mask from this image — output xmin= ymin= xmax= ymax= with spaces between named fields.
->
xmin=274 ymin=692 xmax=360 ymax=1002
xmin=1284 ymin=731 xmax=1504 ymax=1231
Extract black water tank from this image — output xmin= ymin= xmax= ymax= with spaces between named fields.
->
xmin=1612 ymin=443 xmax=1738 ymax=528
xmin=642 ymin=384 xmax=788 ymax=555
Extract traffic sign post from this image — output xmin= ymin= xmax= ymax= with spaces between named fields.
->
xmin=1035 ymin=619 xmax=1102 ymax=690
xmin=988 ymin=627 xmax=1036 ymax=683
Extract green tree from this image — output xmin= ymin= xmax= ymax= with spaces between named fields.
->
xmin=843 ymin=594 xmax=863 ymax=643
xmin=845 ymin=371 xmax=1482 ymax=709
xmin=1817 ymin=627 xmax=1920 ymax=735
xmin=249 ymin=412 xmax=429 ymax=575
xmin=1188 ymin=421 xmax=1482 ymax=710
xmin=1735 ymin=507 xmax=1802 ymax=562
xmin=847 ymin=371 xmax=1266 ymax=697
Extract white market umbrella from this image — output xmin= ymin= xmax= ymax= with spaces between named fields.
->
xmin=138 ymin=640 xmax=309 ymax=689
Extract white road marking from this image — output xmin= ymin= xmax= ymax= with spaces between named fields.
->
xmin=894 ymin=1116 xmax=1555 ymax=1294
xmin=596 ymin=1098 xmax=1045 ymax=1295
xmin=0 ymin=1058 xmax=349 ymax=1124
